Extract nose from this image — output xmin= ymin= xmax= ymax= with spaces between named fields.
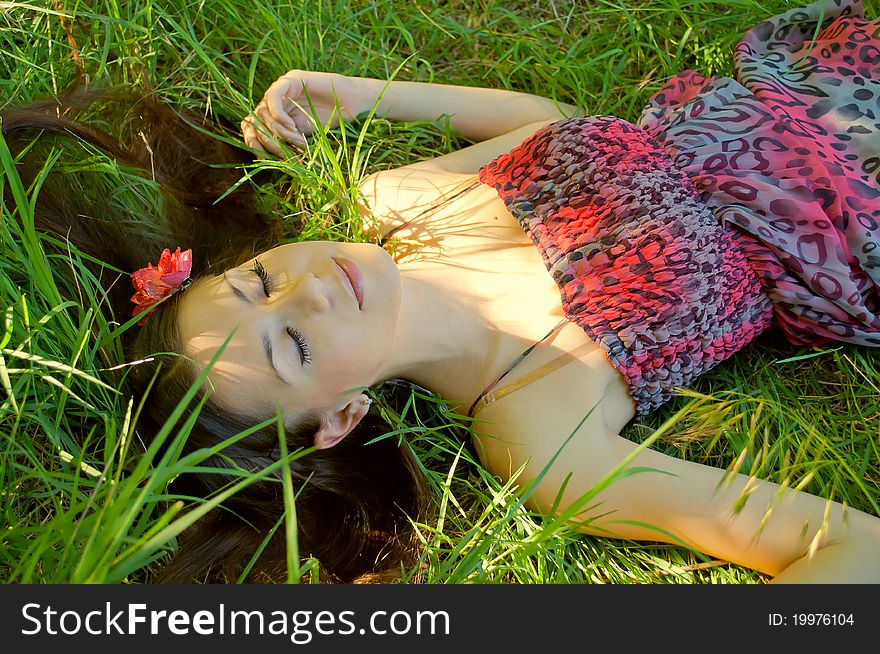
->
xmin=278 ymin=273 xmax=331 ymax=316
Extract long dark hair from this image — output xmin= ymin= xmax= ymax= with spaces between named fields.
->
xmin=1 ymin=83 xmax=429 ymax=583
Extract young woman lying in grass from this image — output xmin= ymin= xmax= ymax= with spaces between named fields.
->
xmin=4 ymin=0 xmax=878 ymax=583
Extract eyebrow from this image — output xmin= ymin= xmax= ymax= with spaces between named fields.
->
xmin=224 ymin=274 xmax=288 ymax=385
xmin=225 ymin=276 xmax=252 ymax=304
xmin=261 ymin=331 xmax=289 ymax=385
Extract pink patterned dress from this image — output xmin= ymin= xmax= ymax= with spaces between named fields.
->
xmin=476 ymin=0 xmax=879 ymax=417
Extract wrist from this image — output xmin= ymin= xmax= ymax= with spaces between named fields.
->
xmin=347 ymin=75 xmax=384 ymax=118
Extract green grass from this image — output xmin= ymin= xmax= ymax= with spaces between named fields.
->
xmin=1 ymin=0 xmax=878 ymax=584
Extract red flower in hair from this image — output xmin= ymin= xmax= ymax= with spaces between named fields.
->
xmin=130 ymin=247 xmax=193 ymax=325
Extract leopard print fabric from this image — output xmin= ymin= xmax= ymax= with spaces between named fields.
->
xmin=640 ymin=0 xmax=879 ymax=346
xmin=479 ymin=117 xmax=776 ymax=416
xmin=478 ymin=0 xmax=879 ymax=417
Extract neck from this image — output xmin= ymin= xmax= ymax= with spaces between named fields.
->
xmin=379 ymin=260 xmax=499 ymax=407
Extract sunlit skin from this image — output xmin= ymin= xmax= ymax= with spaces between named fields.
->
xmin=174 ymin=65 xmax=880 ymax=583
xmin=177 ymin=238 xmax=503 ymax=447
xmin=177 ymin=241 xmax=405 ymax=442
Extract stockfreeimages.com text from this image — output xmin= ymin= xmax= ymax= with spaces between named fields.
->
xmin=21 ymin=602 xmax=450 ymax=644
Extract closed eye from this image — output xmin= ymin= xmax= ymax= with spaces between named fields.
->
xmin=288 ymin=327 xmax=312 ymax=365
xmin=248 ymin=260 xmax=311 ymax=366
xmin=251 ymin=259 xmax=273 ymax=296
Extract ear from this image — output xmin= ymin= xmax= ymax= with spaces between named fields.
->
xmin=313 ymin=393 xmax=372 ymax=450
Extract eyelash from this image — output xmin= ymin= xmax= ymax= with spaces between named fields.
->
xmin=251 ymin=259 xmax=273 ymax=296
xmin=287 ymin=327 xmax=312 ymax=365
xmin=250 ymin=260 xmax=312 ymax=366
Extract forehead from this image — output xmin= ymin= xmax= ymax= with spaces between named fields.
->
xmin=177 ymin=273 xmax=237 ymax=344
xmin=176 ymin=275 xmax=287 ymax=417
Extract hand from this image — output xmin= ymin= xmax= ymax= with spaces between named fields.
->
xmin=241 ymin=70 xmax=368 ymax=156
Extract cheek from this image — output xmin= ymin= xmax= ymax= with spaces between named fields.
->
xmin=205 ymin=363 xmax=275 ymax=417
xmin=320 ymin=326 xmax=388 ymax=384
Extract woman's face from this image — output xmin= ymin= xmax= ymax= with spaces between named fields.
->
xmin=177 ymin=241 xmax=402 ymax=422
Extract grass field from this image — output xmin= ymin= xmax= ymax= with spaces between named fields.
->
xmin=1 ymin=0 xmax=878 ymax=584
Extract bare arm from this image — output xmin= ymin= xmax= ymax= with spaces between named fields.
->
xmin=476 ymin=396 xmax=880 ymax=583
xmin=547 ymin=433 xmax=880 ymax=582
xmin=601 ymin=435 xmax=880 ymax=583
xmin=352 ymin=76 xmax=579 ymax=141
xmin=241 ymin=70 xmax=579 ymax=156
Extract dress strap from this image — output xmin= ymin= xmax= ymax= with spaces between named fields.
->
xmin=467 ymin=317 xmax=569 ymax=418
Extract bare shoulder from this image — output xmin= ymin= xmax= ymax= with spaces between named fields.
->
xmin=469 ymin=334 xmax=635 ymax=484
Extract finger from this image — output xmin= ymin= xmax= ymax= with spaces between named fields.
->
xmin=290 ymin=110 xmax=318 ymax=139
xmin=253 ymin=106 xmax=286 ymax=157
xmin=256 ymin=131 xmax=284 ymax=158
xmin=255 ymin=100 xmax=306 ymax=148
xmin=240 ymin=117 xmax=268 ymax=154
xmin=265 ymin=77 xmax=301 ymax=133
xmin=242 ymin=107 xmax=282 ymax=157
xmin=240 ymin=115 xmax=261 ymax=148
xmin=241 ymin=106 xmax=273 ymax=152
xmin=263 ymin=109 xmax=306 ymax=146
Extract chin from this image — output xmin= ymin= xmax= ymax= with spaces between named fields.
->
xmin=362 ymin=242 xmax=400 ymax=278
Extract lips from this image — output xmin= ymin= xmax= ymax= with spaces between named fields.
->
xmin=332 ymin=257 xmax=364 ymax=310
